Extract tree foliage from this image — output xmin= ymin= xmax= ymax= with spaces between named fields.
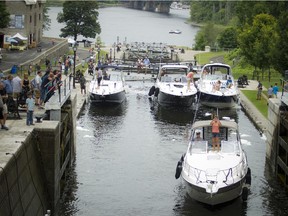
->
xmin=57 ymin=0 xmax=101 ymax=41
xmin=191 ymin=1 xmax=288 ymax=76
xmin=43 ymin=5 xmax=51 ymax=31
xmin=238 ymin=14 xmax=278 ymax=72
xmin=217 ymin=27 xmax=237 ymax=49
xmin=0 ymin=2 xmax=10 ymax=29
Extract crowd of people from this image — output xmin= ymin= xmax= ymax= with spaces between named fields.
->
xmin=0 ymin=66 xmax=63 ymax=129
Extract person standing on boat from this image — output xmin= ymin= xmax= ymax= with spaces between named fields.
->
xmin=187 ymin=71 xmax=194 ymax=90
xmin=95 ymin=67 xmax=102 ymax=88
xmin=210 ymin=115 xmax=222 ymax=151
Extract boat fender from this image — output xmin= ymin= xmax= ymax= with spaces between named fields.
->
xmin=154 ymin=88 xmax=160 ymax=97
xmin=246 ymin=167 xmax=251 ymax=185
xmin=175 ymin=160 xmax=183 ymax=179
xmin=148 ymin=86 xmax=156 ymax=96
xmin=242 ymin=187 xmax=249 ymax=201
xmin=175 ymin=155 xmax=185 ymax=179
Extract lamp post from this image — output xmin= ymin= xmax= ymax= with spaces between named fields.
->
xmin=113 ymin=42 xmax=116 ymax=61
xmin=73 ymin=45 xmax=77 ymax=89
xmin=97 ymin=46 xmax=101 ymax=60
xmin=110 ymin=48 xmax=112 ymax=63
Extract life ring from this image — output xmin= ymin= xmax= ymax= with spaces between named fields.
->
xmin=154 ymin=88 xmax=160 ymax=97
xmin=148 ymin=86 xmax=155 ymax=96
xmin=246 ymin=167 xmax=251 ymax=185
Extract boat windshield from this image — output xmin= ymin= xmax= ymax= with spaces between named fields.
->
xmin=221 ymin=140 xmax=240 ymax=154
xmin=190 ymin=141 xmax=208 ymax=154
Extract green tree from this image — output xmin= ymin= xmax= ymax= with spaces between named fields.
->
xmin=0 ymin=2 xmax=10 ymax=28
xmin=43 ymin=5 xmax=51 ymax=31
xmin=238 ymin=14 xmax=278 ymax=77
xmin=194 ymin=23 xmax=223 ymax=51
xmin=57 ymin=0 xmax=101 ymax=41
xmin=217 ymin=27 xmax=238 ymax=49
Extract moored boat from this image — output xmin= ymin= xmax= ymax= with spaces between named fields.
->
xmin=175 ymin=118 xmax=251 ymax=205
xmin=197 ymin=63 xmax=239 ymax=108
xmin=148 ymin=64 xmax=197 ymax=107
xmin=89 ymin=67 xmax=126 ymax=104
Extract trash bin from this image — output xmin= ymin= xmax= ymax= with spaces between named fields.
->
xmin=11 ymin=65 xmax=18 ymax=74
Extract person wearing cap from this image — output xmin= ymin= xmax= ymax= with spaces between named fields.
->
xmin=195 ymin=131 xmax=203 ymax=141
xmin=210 ymin=114 xmax=222 ymax=151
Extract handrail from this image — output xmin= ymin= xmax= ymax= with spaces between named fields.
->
xmin=44 ymin=72 xmax=72 ymax=110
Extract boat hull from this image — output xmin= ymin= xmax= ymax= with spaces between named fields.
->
xmin=199 ymin=92 xmax=238 ymax=108
xmin=158 ymin=91 xmax=196 ymax=107
xmin=89 ymin=91 xmax=126 ymax=104
xmin=183 ymin=177 xmax=246 ymax=205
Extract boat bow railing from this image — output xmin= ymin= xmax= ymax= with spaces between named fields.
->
xmin=183 ymin=157 xmax=247 ymax=185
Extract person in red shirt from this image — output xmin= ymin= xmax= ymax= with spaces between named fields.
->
xmin=210 ymin=115 xmax=221 ymax=151
xmin=186 ymin=71 xmax=194 ymax=89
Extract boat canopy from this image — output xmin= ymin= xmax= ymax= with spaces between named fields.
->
xmin=191 ymin=120 xmax=238 ymax=130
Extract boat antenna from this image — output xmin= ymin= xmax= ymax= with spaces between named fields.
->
xmin=192 ymin=91 xmax=202 ymax=125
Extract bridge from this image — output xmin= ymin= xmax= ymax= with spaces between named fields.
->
xmin=124 ymin=0 xmax=172 ymax=14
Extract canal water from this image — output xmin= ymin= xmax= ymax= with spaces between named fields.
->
xmin=44 ymin=6 xmax=288 ymax=216
xmin=44 ymin=7 xmax=198 ymax=47
xmin=59 ymin=80 xmax=288 ymax=216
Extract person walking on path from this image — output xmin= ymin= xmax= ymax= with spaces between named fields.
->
xmin=273 ymin=83 xmax=279 ymax=98
xmin=210 ymin=115 xmax=222 ymax=151
xmin=257 ymin=80 xmax=263 ymax=100
xmin=26 ymin=92 xmax=35 ymax=126
xmin=268 ymin=85 xmax=273 ymax=98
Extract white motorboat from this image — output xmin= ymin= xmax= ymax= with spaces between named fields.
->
xmin=175 ymin=119 xmax=251 ymax=205
xmin=169 ymin=30 xmax=182 ymax=34
xmin=89 ymin=68 xmax=126 ymax=104
xmin=197 ymin=63 xmax=239 ymax=108
xmin=148 ymin=64 xmax=198 ymax=107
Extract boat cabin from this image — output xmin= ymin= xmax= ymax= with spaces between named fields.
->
xmin=189 ymin=120 xmax=241 ymax=154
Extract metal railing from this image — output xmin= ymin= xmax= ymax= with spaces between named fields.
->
xmin=44 ymin=73 xmax=72 ymax=110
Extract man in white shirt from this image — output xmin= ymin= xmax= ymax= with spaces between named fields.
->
xmin=12 ymin=73 xmax=22 ymax=99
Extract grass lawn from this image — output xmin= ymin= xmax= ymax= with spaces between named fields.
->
xmin=241 ymin=90 xmax=268 ymax=118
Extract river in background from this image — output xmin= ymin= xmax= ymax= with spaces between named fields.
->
xmin=44 ymin=6 xmax=288 ymax=216
xmin=44 ymin=7 xmax=198 ymax=47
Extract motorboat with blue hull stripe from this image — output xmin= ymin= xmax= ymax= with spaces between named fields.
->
xmin=197 ymin=63 xmax=239 ymax=109
xmin=175 ymin=119 xmax=251 ymax=205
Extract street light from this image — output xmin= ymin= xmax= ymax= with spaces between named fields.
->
xmin=110 ymin=48 xmax=112 ymax=63
xmin=113 ymin=42 xmax=116 ymax=61
xmin=73 ymin=44 xmax=77 ymax=89
xmin=97 ymin=46 xmax=101 ymax=62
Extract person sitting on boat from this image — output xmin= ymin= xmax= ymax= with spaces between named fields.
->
xmin=226 ymin=76 xmax=233 ymax=88
xmin=210 ymin=115 xmax=222 ymax=151
xmin=186 ymin=71 xmax=194 ymax=89
xmin=213 ymin=80 xmax=221 ymax=91
xmin=194 ymin=131 xmax=203 ymax=141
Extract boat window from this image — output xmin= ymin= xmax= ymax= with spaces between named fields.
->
xmin=180 ymin=76 xmax=187 ymax=83
xmin=221 ymin=140 xmax=240 ymax=153
xmin=190 ymin=141 xmax=207 ymax=154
